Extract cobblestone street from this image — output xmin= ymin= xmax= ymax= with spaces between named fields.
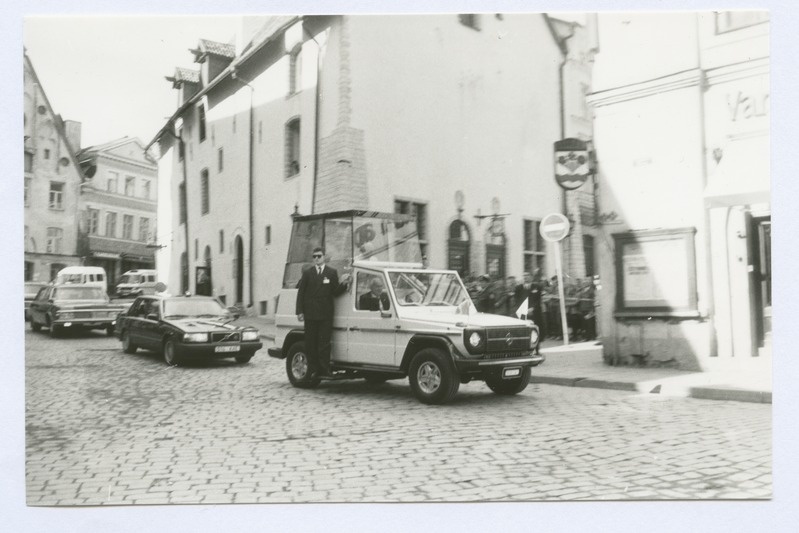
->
xmin=25 ymin=329 xmax=771 ymax=505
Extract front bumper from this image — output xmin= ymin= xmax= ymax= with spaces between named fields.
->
xmin=53 ymin=318 xmax=116 ymax=329
xmin=173 ymin=341 xmax=263 ymax=359
xmin=454 ymin=352 xmax=545 ymax=376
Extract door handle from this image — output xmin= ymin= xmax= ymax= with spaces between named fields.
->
xmin=349 ymin=326 xmax=360 ymax=331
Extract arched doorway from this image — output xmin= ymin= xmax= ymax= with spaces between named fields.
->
xmin=234 ymin=236 xmax=244 ymax=305
xmin=485 ymin=219 xmax=506 ymax=280
xmin=447 ymin=220 xmax=471 ymax=278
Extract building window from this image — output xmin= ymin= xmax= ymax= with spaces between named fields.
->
xmin=198 ymin=104 xmax=207 ymax=142
xmin=179 ymin=182 xmax=187 ymax=224
xmin=105 ymin=212 xmax=117 ymax=238
xmin=289 ymin=45 xmax=302 ymax=94
xmin=523 ymin=219 xmax=546 ymax=275
xmin=48 ymin=182 xmax=64 ymax=210
xmin=219 ymin=230 xmax=225 ymax=253
xmin=583 ymin=234 xmax=595 ymax=277
xmin=24 ymin=178 xmax=31 ymax=207
xmin=139 ymin=217 xmax=150 ymax=242
xmin=201 ymin=169 xmax=210 ymax=215
xmin=107 ymin=171 xmax=119 ymax=193
xmin=46 ymin=227 xmax=63 ymax=254
xmin=44 ymin=149 xmax=51 ymax=160
xmin=715 ymin=11 xmax=769 ymax=34
xmin=125 ymin=176 xmax=135 ymax=196
xmin=458 ymin=14 xmax=481 ymax=31
xmin=178 ymin=128 xmax=185 ymax=161
xmin=25 ymin=261 xmax=34 ymax=282
xmin=142 ymin=179 xmax=151 ymax=200
xmin=394 ymin=199 xmax=428 ymax=258
xmin=265 ymin=225 xmax=272 ymax=246
xmin=25 ymin=152 xmax=34 ymax=173
xmin=195 ymin=238 xmax=199 ymax=260
xmin=122 ymin=214 xmax=134 ymax=240
xmin=87 ymin=208 xmax=99 ymax=235
xmin=285 ymin=118 xmax=301 ymax=178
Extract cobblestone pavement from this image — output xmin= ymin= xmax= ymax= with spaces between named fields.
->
xmin=25 ymin=329 xmax=772 ymax=505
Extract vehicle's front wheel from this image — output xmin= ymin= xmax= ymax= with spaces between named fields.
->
xmin=286 ymin=341 xmax=320 ymax=388
xmin=122 ymin=330 xmax=138 ymax=354
xmin=163 ymin=339 xmax=181 ymax=366
xmin=408 ymin=348 xmax=460 ymax=405
xmin=485 ymin=367 xmax=531 ymax=395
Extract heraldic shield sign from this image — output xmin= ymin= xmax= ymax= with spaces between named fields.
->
xmin=554 ymin=138 xmax=591 ymax=190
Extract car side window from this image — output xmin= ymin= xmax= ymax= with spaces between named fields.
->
xmin=355 ymin=272 xmax=389 ymax=312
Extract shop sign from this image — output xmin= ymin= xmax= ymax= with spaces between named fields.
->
xmin=554 ymin=138 xmax=591 ymax=190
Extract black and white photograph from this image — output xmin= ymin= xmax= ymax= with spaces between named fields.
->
xmin=4 ymin=0 xmax=795 ymax=531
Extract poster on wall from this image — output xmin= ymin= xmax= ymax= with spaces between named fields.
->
xmin=614 ymin=228 xmax=698 ymax=316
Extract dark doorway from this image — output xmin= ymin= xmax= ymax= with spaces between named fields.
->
xmin=234 ymin=235 xmax=244 ymax=305
xmin=748 ymin=214 xmax=771 ymax=351
xmin=447 ymin=220 xmax=471 ymax=278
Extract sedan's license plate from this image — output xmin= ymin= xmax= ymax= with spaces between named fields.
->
xmin=503 ymin=367 xmax=521 ymax=378
xmin=215 ymin=345 xmax=240 ymax=353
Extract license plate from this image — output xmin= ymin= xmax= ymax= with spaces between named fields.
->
xmin=503 ymin=367 xmax=521 ymax=378
xmin=215 ymin=345 xmax=240 ymax=353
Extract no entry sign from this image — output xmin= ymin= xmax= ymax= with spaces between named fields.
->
xmin=539 ymin=213 xmax=570 ymax=242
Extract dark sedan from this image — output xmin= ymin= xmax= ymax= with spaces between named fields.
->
xmin=29 ymin=285 xmax=125 ymax=337
xmin=116 ymin=295 xmax=263 ymax=365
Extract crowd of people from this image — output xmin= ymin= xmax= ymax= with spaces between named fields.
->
xmin=464 ymin=269 xmax=597 ymax=342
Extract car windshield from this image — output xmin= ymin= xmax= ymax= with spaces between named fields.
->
xmin=118 ymin=274 xmax=141 ymax=284
xmin=53 ymin=287 xmax=107 ymax=300
xmin=388 ymin=271 xmax=472 ymax=309
xmin=163 ymin=298 xmax=228 ymax=318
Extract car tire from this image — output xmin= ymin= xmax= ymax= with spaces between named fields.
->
xmin=485 ymin=367 xmax=531 ymax=396
xmin=235 ymin=354 xmax=253 ymax=364
xmin=49 ymin=321 xmax=62 ymax=338
xmin=122 ymin=330 xmax=138 ymax=354
xmin=286 ymin=341 xmax=320 ymax=389
xmin=163 ymin=339 xmax=181 ymax=366
xmin=408 ymin=348 xmax=460 ymax=405
xmin=30 ymin=319 xmax=42 ymax=332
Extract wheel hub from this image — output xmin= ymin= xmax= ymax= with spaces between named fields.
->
xmin=292 ymin=352 xmax=309 ymax=379
xmin=417 ymin=362 xmax=441 ymax=394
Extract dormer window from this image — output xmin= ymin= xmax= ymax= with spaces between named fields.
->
xmin=285 ymin=118 xmax=301 ymax=178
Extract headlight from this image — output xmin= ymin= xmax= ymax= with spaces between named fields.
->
xmin=468 ymin=331 xmax=482 ymax=348
xmin=183 ymin=332 xmax=209 ymax=343
xmin=530 ymin=328 xmax=540 ymax=347
xmin=242 ymin=330 xmax=259 ymax=341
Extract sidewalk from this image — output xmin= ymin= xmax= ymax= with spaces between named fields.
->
xmin=237 ymin=315 xmax=771 ymax=404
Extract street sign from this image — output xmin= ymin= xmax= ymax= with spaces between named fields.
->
xmin=554 ymin=138 xmax=591 ymax=190
xmin=539 ymin=212 xmax=570 ymax=242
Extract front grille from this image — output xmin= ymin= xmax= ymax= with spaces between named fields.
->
xmin=482 ymin=351 xmax=528 ymax=360
xmin=211 ymin=331 xmax=240 ymax=343
xmin=485 ymin=327 xmax=530 ymax=352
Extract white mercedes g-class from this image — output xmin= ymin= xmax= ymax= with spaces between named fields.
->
xmin=268 ymin=210 xmax=543 ymax=404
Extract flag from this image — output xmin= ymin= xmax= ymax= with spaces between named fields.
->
xmin=516 ymin=297 xmax=528 ymax=319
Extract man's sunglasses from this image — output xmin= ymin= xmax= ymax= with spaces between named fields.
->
xmin=312 ymin=254 xmax=323 ymax=258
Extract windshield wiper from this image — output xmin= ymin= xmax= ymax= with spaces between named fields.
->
xmin=163 ymin=314 xmax=187 ymax=319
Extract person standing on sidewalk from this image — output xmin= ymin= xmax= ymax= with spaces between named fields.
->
xmin=296 ymin=247 xmax=349 ymax=377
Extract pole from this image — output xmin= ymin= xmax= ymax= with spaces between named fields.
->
xmin=555 ymin=241 xmax=570 ymax=345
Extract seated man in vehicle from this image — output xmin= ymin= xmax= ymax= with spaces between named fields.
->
xmin=358 ymin=277 xmax=391 ymax=311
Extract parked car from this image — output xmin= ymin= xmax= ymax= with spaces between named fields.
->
xmin=115 ymin=269 xmax=158 ymax=298
xmin=25 ymin=281 xmax=49 ymax=321
xmin=268 ymin=210 xmax=544 ymax=405
xmin=54 ymin=266 xmax=108 ymax=294
xmin=115 ymin=294 xmax=263 ymax=366
xmin=28 ymin=284 xmax=126 ymax=337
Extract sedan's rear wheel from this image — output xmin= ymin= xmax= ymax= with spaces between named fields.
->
xmin=286 ymin=341 xmax=320 ymax=388
xmin=163 ymin=339 xmax=180 ymax=366
xmin=122 ymin=330 xmax=138 ymax=354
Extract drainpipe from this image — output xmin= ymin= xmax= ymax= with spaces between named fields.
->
xmin=303 ymin=23 xmax=323 ymax=214
xmin=232 ymin=70 xmax=255 ymax=308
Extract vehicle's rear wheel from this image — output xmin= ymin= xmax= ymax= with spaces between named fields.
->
xmin=163 ymin=339 xmax=180 ymax=366
xmin=235 ymin=354 xmax=253 ymax=364
xmin=286 ymin=341 xmax=320 ymax=388
xmin=30 ymin=319 xmax=42 ymax=332
xmin=485 ymin=367 xmax=531 ymax=395
xmin=408 ymin=348 xmax=460 ymax=405
xmin=122 ymin=330 xmax=138 ymax=354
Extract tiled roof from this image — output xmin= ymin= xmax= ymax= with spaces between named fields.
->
xmin=174 ymin=67 xmax=200 ymax=83
xmin=199 ymin=39 xmax=236 ymax=58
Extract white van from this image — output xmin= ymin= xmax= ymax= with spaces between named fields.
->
xmin=55 ymin=266 xmax=108 ymax=294
xmin=115 ymin=269 xmax=158 ymax=298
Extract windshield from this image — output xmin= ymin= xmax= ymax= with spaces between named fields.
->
xmin=163 ymin=298 xmax=228 ymax=318
xmin=388 ymin=271 xmax=472 ymax=309
xmin=118 ymin=274 xmax=141 ymax=284
xmin=53 ymin=287 xmax=107 ymax=300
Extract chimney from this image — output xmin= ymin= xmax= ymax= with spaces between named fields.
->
xmin=63 ymin=120 xmax=82 ymax=151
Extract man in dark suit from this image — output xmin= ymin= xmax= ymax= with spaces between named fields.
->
xmin=358 ymin=276 xmax=391 ymax=311
xmin=296 ymin=247 xmax=349 ymax=376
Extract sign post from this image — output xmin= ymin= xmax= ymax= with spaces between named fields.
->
xmin=540 ymin=213 xmax=571 ymax=345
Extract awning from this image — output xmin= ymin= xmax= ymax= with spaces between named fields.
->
xmin=704 ymin=134 xmax=770 ymax=207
